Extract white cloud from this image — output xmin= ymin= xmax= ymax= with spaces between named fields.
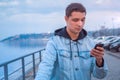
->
xmin=9 ymin=0 xmax=19 ymax=6
xmin=85 ymin=11 xmax=120 ymax=31
xmin=0 ymin=12 xmax=6 ymax=17
xmin=26 ymin=0 xmax=33 ymax=5
xmin=7 ymin=12 xmax=65 ymax=32
xmin=0 ymin=0 xmax=19 ymax=6
xmin=95 ymin=0 xmax=111 ymax=5
xmin=114 ymin=18 xmax=120 ymax=23
xmin=0 ymin=2 xmax=7 ymax=6
xmin=94 ymin=0 xmax=120 ymax=9
xmin=25 ymin=0 xmax=81 ymax=9
xmin=8 ymin=12 xmax=64 ymax=23
xmin=95 ymin=0 xmax=104 ymax=4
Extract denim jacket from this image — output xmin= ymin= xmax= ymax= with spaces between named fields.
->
xmin=35 ymin=27 xmax=108 ymax=80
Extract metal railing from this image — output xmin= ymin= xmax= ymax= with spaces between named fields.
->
xmin=0 ymin=48 xmax=45 ymax=80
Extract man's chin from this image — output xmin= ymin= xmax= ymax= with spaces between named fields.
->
xmin=73 ymin=31 xmax=80 ymax=35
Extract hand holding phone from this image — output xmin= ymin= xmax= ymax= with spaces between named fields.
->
xmin=90 ymin=43 xmax=104 ymax=57
xmin=94 ymin=43 xmax=104 ymax=49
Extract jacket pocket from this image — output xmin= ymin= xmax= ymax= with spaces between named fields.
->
xmin=59 ymin=50 xmax=70 ymax=58
xmin=79 ymin=51 xmax=91 ymax=59
xmin=58 ymin=50 xmax=71 ymax=70
xmin=79 ymin=51 xmax=93 ymax=71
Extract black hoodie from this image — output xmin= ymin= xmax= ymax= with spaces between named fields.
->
xmin=54 ymin=27 xmax=87 ymax=41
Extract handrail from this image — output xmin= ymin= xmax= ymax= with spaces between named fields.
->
xmin=0 ymin=48 xmax=45 ymax=80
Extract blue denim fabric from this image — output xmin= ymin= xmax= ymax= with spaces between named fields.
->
xmin=35 ymin=36 xmax=108 ymax=80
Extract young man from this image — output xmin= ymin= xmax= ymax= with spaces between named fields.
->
xmin=35 ymin=3 xmax=108 ymax=80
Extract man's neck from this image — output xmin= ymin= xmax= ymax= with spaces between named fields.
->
xmin=66 ymin=29 xmax=79 ymax=40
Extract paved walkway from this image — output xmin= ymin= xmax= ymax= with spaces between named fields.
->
xmin=106 ymin=50 xmax=120 ymax=59
xmin=92 ymin=50 xmax=120 ymax=80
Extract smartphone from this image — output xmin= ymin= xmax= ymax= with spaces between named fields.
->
xmin=94 ymin=43 xmax=104 ymax=49
xmin=90 ymin=43 xmax=104 ymax=57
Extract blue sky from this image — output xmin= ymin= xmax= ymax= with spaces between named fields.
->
xmin=0 ymin=0 xmax=120 ymax=39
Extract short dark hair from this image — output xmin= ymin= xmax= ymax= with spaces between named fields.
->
xmin=65 ymin=3 xmax=86 ymax=17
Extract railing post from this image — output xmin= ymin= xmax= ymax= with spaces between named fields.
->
xmin=22 ymin=58 xmax=25 ymax=80
xmin=32 ymin=54 xmax=36 ymax=78
xmin=4 ymin=64 xmax=8 ymax=80
xmin=39 ymin=51 xmax=41 ymax=62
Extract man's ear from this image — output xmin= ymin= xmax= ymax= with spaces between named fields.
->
xmin=64 ymin=16 xmax=68 ymax=22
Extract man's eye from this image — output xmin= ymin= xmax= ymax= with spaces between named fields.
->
xmin=72 ymin=19 xmax=79 ymax=22
xmin=81 ymin=19 xmax=85 ymax=22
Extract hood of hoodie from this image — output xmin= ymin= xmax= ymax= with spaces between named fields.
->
xmin=54 ymin=27 xmax=87 ymax=41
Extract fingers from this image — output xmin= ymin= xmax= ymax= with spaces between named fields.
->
xmin=96 ymin=47 xmax=104 ymax=52
xmin=91 ymin=47 xmax=104 ymax=58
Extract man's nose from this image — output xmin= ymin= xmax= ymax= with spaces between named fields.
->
xmin=77 ymin=21 xmax=83 ymax=26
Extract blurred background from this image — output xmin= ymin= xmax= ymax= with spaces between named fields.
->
xmin=0 ymin=0 xmax=120 ymax=80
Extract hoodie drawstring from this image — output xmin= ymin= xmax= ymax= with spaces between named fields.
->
xmin=76 ymin=41 xmax=80 ymax=57
xmin=70 ymin=40 xmax=72 ymax=60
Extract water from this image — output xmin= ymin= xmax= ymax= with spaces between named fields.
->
xmin=0 ymin=43 xmax=45 ymax=64
xmin=0 ymin=42 xmax=46 ymax=79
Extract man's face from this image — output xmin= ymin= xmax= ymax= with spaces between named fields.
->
xmin=65 ymin=11 xmax=86 ymax=35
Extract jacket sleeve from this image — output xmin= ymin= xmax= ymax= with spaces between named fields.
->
xmin=35 ymin=38 xmax=57 ymax=80
xmin=88 ymin=37 xmax=108 ymax=79
xmin=92 ymin=58 xmax=108 ymax=79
